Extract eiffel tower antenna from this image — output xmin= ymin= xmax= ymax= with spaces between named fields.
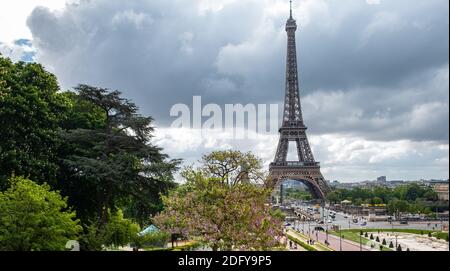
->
xmin=290 ymin=0 xmax=293 ymax=19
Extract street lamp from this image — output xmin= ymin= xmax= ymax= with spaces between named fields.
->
xmin=395 ymin=234 xmax=398 ymax=250
xmin=339 ymin=226 xmax=342 ymax=251
xmin=360 ymin=233 xmax=362 ymax=251
xmin=308 ymin=220 xmax=311 ymax=239
xmin=302 ymin=218 xmax=305 ymax=233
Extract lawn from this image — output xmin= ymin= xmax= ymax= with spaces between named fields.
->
xmin=338 ymin=228 xmax=447 ymax=237
xmin=143 ymin=241 xmax=203 ymax=251
xmin=329 ymin=231 xmax=371 ymax=245
xmin=432 ymin=231 xmax=449 ymax=241
xmin=329 ymin=230 xmax=393 ymax=251
xmin=287 ymin=235 xmax=318 ymax=251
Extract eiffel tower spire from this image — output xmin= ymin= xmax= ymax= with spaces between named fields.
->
xmin=268 ymin=3 xmax=331 ymax=200
xmin=290 ymin=0 xmax=293 ymax=19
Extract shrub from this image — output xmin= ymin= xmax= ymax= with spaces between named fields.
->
xmin=102 ymin=210 xmax=140 ymax=248
xmin=0 ymin=177 xmax=82 ymax=251
xmin=370 ymin=234 xmax=374 ymax=240
xmin=397 ymin=244 xmax=402 ymax=251
xmin=133 ymin=231 xmax=171 ymax=249
xmin=389 ymin=241 xmax=394 ymax=248
xmin=287 ymin=236 xmax=318 ymax=251
xmin=382 ymin=239 xmax=387 ymax=245
xmin=376 ymin=236 xmax=380 ymax=242
xmin=365 ymin=232 xmax=368 ymax=238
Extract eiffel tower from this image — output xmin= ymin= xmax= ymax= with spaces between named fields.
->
xmin=268 ymin=1 xmax=331 ymax=201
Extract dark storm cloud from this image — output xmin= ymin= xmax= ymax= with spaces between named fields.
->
xmin=26 ymin=0 xmax=449 ymax=143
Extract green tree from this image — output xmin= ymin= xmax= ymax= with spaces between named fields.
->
xmin=372 ymin=197 xmax=383 ymax=205
xmin=102 ymin=209 xmax=140 ymax=248
xmin=133 ymin=231 xmax=171 ymax=250
xmin=326 ymin=190 xmax=343 ymax=204
xmin=388 ymin=199 xmax=410 ymax=218
xmin=0 ymin=57 xmax=69 ymax=189
xmin=200 ymin=150 xmax=265 ymax=186
xmin=0 ymin=176 xmax=81 ymax=251
xmin=423 ymin=191 xmax=438 ymax=201
xmin=57 ymin=85 xmax=180 ymax=225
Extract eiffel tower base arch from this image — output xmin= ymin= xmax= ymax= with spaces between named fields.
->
xmin=267 ymin=165 xmax=330 ymax=201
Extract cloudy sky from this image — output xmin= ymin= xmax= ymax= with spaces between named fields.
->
xmin=1 ymin=0 xmax=448 ymax=182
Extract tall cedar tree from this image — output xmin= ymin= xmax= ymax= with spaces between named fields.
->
xmin=58 ymin=85 xmax=180 ymax=226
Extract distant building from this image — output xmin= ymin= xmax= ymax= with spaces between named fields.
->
xmin=330 ymin=180 xmax=340 ymax=188
xmin=433 ymin=183 xmax=449 ymax=201
xmin=377 ymin=176 xmax=387 ymax=183
xmin=388 ymin=180 xmax=405 ymax=188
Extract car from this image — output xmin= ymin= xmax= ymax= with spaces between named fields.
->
xmin=400 ymin=221 xmax=408 ymax=225
xmin=360 ymin=222 xmax=367 ymax=226
xmin=327 ymin=219 xmax=333 ymax=224
xmin=318 ymin=221 xmax=325 ymax=224
xmin=315 ymin=226 xmax=325 ymax=231
xmin=344 ymin=215 xmax=348 ymax=219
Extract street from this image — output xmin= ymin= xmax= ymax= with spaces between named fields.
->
xmin=292 ymin=203 xmax=447 ymax=231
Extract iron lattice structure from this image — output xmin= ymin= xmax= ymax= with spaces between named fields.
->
xmin=268 ymin=6 xmax=331 ymax=200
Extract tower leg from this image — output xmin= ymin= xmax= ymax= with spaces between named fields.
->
xmin=280 ymin=183 xmax=284 ymax=205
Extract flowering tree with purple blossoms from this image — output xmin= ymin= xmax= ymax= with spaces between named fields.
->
xmin=153 ymin=151 xmax=284 ymax=251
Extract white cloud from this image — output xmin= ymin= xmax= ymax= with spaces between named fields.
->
xmin=0 ymin=0 xmax=67 ymax=43
xmin=366 ymin=0 xmax=381 ymax=5
xmin=0 ymin=40 xmax=36 ymax=62
xmin=112 ymin=10 xmax=153 ymax=30
xmin=179 ymin=31 xmax=194 ymax=54
xmin=360 ymin=11 xmax=407 ymax=47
